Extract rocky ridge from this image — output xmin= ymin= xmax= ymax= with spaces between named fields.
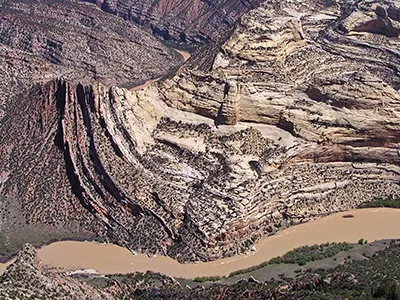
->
xmin=81 ymin=0 xmax=265 ymax=46
xmin=1 ymin=0 xmax=400 ymax=263
xmin=0 ymin=0 xmax=180 ymax=104
xmin=0 ymin=0 xmax=182 ymax=256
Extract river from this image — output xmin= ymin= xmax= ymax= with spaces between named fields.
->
xmin=1 ymin=208 xmax=398 ymax=279
xmin=130 ymin=49 xmax=190 ymax=91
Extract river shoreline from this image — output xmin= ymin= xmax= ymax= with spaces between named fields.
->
xmin=1 ymin=208 xmax=399 ymax=279
xmin=129 ymin=48 xmax=190 ymax=91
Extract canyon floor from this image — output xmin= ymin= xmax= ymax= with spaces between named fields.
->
xmin=0 ymin=0 xmax=400 ymax=297
xmin=1 ymin=238 xmax=400 ymax=299
xmin=0 ymin=0 xmax=399 ymax=262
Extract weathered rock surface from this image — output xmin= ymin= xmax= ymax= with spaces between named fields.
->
xmin=81 ymin=0 xmax=265 ymax=45
xmin=0 ymin=0 xmax=182 ymax=255
xmin=1 ymin=0 xmax=400 ymax=263
xmin=0 ymin=0 xmax=180 ymax=101
xmin=153 ymin=0 xmax=400 ymax=258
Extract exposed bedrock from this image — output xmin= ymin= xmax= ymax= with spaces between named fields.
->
xmin=80 ymin=0 xmax=265 ymax=46
xmin=161 ymin=0 xmax=400 ymax=161
xmin=3 ymin=73 xmax=397 ymax=262
xmin=1 ymin=0 xmax=400 ymax=262
xmin=0 ymin=0 xmax=183 ymax=255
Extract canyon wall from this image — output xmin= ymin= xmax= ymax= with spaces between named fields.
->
xmin=0 ymin=0 xmax=399 ymax=262
xmin=81 ymin=0 xmax=265 ymax=46
xmin=0 ymin=0 xmax=182 ymax=255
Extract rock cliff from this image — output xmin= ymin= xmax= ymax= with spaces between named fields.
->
xmin=155 ymin=0 xmax=400 ymax=259
xmin=0 ymin=0 xmax=399 ymax=263
xmin=0 ymin=0 xmax=180 ymax=100
xmin=0 ymin=0 xmax=180 ymax=256
xmin=81 ymin=0 xmax=265 ymax=45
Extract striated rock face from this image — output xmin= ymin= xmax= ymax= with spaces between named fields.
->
xmin=0 ymin=0 xmax=180 ymax=101
xmin=342 ymin=0 xmax=400 ymax=36
xmin=1 ymin=0 xmax=400 ymax=263
xmin=0 ymin=0 xmax=184 ymax=256
xmin=219 ymin=80 xmax=241 ymax=125
xmin=161 ymin=0 xmax=400 ymax=154
xmin=81 ymin=0 xmax=265 ymax=45
xmin=154 ymin=0 xmax=400 ymax=258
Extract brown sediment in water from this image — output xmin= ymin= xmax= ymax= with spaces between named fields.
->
xmin=175 ymin=49 xmax=191 ymax=61
xmin=1 ymin=208 xmax=397 ymax=279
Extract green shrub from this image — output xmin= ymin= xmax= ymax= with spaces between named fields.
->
xmin=359 ymin=196 xmax=400 ymax=208
xmin=193 ymin=276 xmax=222 ymax=283
xmin=269 ymin=256 xmax=283 ymax=264
xmin=228 ymin=242 xmax=352 ymax=277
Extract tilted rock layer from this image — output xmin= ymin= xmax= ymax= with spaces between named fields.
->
xmin=0 ymin=0 xmax=180 ymax=102
xmin=81 ymin=0 xmax=265 ymax=45
xmin=0 ymin=0 xmax=181 ymax=256
xmin=1 ymin=0 xmax=400 ymax=262
xmin=155 ymin=0 xmax=400 ymax=259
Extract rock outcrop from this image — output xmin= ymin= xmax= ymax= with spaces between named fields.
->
xmin=81 ymin=0 xmax=265 ymax=45
xmin=155 ymin=0 xmax=400 ymax=258
xmin=0 ymin=0 xmax=181 ymax=257
xmin=0 ymin=0 xmax=400 ymax=263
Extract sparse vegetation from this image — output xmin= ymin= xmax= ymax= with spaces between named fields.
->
xmin=229 ymin=242 xmax=352 ymax=277
xmin=359 ymin=196 xmax=400 ymax=208
xmin=193 ymin=276 xmax=223 ymax=283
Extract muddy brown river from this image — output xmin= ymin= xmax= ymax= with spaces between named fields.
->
xmin=130 ymin=49 xmax=190 ymax=91
xmin=1 ymin=208 xmax=399 ymax=279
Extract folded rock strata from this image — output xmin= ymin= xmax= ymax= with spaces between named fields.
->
xmin=0 ymin=0 xmax=399 ymax=262
xmin=0 ymin=0 xmax=181 ymax=255
xmin=157 ymin=0 xmax=400 ymax=258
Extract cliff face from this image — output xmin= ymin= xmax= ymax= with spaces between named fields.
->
xmin=0 ymin=0 xmax=180 ymax=99
xmin=81 ymin=0 xmax=265 ymax=45
xmin=0 ymin=0 xmax=182 ymax=256
xmin=0 ymin=0 xmax=400 ymax=263
xmin=156 ymin=0 xmax=400 ymax=258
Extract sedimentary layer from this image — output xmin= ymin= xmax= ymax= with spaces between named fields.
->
xmin=1 ymin=0 xmax=399 ymax=262
xmin=0 ymin=0 xmax=181 ymax=102
xmin=81 ymin=0 xmax=265 ymax=45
